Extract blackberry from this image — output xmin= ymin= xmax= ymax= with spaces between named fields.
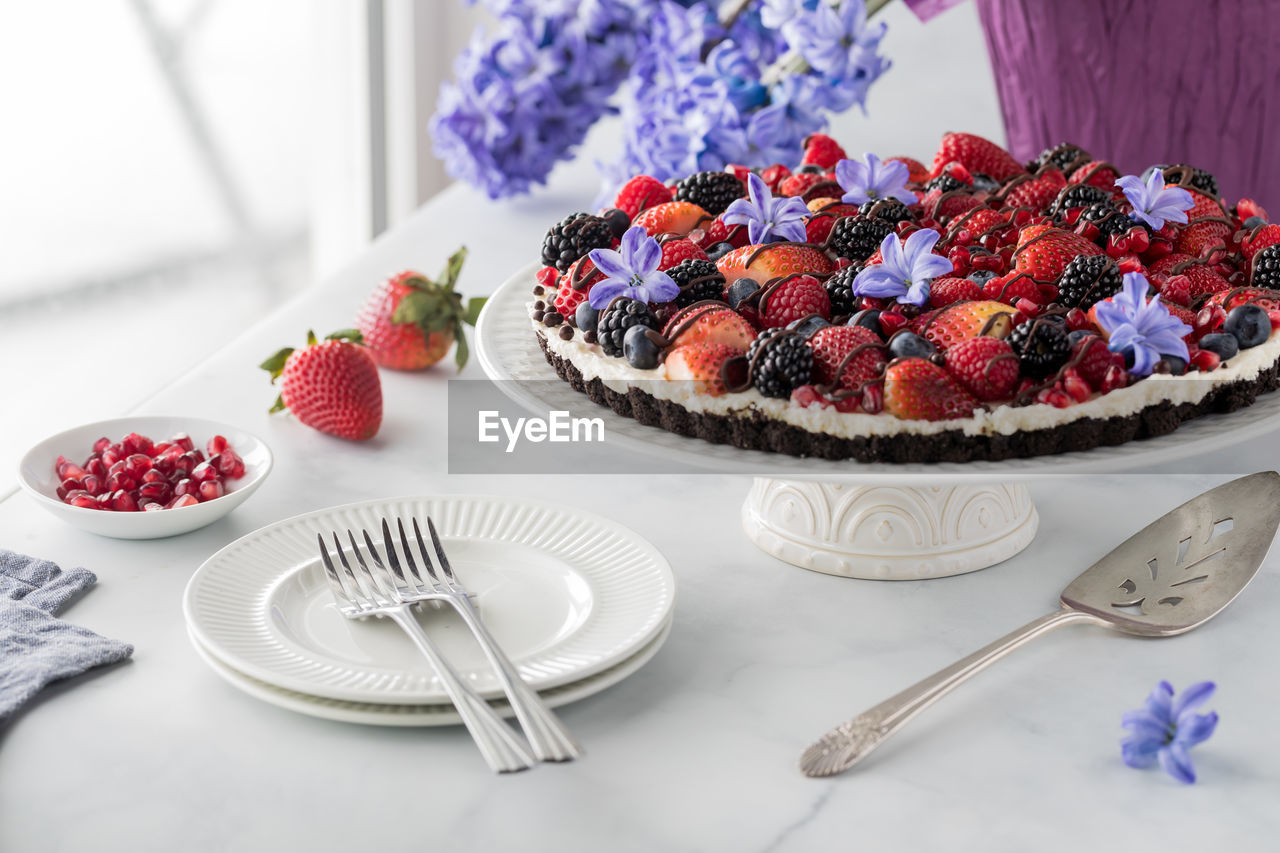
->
xmin=858 ymin=198 xmax=915 ymax=226
xmin=541 ymin=212 xmax=613 ymax=272
xmin=1164 ymin=164 xmax=1219 ymax=197
xmin=1008 ymin=319 xmax=1071 ymax=378
xmin=668 ymin=259 xmax=726 ymax=307
xmin=1056 ymin=255 xmax=1121 ymax=309
xmin=824 ymin=263 xmax=864 ymax=318
xmin=596 ymin=297 xmax=659 ymax=358
xmin=746 ymin=328 xmax=814 ymax=398
xmin=924 ymin=173 xmax=965 ymax=194
xmin=828 ymin=215 xmax=894 ymax=262
xmin=1076 ymin=201 xmax=1136 ymax=243
xmin=1250 ymin=245 xmax=1280 ymax=289
xmin=1050 ymin=183 xmax=1110 ymax=218
xmin=674 ymin=171 xmax=744 ymax=216
xmin=1030 ymin=142 xmax=1090 ymax=174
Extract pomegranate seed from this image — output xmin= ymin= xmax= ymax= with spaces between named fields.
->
xmin=151 ymin=441 xmax=173 ymax=456
xmin=141 ymin=469 xmax=167 ymax=485
xmin=123 ymin=453 xmax=152 ymax=480
xmin=1190 ymin=348 xmax=1221 ymax=372
xmin=68 ymin=494 xmax=99 ymax=510
xmin=790 ymin=385 xmax=824 ymax=408
xmin=138 ymin=480 xmax=172 ymax=503
xmin=92 ymin=437 xmax=112 ymax=454
xmin=169 ymin=494 xmax=200 ymax=509
xmin=198 ymin=480 xmax=224 ymax=501
xmin=81 ymin=474 xmax=104 ymax=496
xmin=171 ymin=455 xmax=195 ymax=478
xmin=1100 ymin=365 xmax=1129 ymax=393
xmin=191 ymin=461 xmax=219 ymax=483
xmin=95 ymin=492 xmax=115 ymax=510
xmin=1036 ymin=387 xmax=1074 ymax=408
xmin=1014 ymin=298 xmax=1041 ymax=317
xmin=206 ymin=435 xmax=229 ymax=456
xmin=1062 ymin=369 xmax=1092 ymax=403
xmin=185 ymin=449 xmax=206 ymax=466
xmin=1268 ymin=309 xmax=1280 ymax=331
xmin=111 ymin=490 xmax=140 ymax=512
xmin=55 ymin=457 xmax=86 ymax=480
xmin=85 ymin=457 xmax=107 ymax=478
xmin=106 ymin=472 xmax=137 ymax=493
xmin=142 ymin=500 xmax=165 ymax=512
xmin=121 ymin=432 xmax=154 ymax=455
xmin=1194 ymin=305 xmax=1227 ymax=339
xmin=101 ymin=448 xmax=122 ymax=467
xmin=878 ymin=312 xmax=909 ymax=336
xmin=173 ymin=478 xmax=198 ymax=498
xmin=860 ymin=383 xmax=884 ymax=414
xmin=169 ymin=433 xmax=194 ymax=452
xmin=832 ymin=395 xmax=862 ymax=413
xmin=216 ymin=449 xmax=245 ymax=479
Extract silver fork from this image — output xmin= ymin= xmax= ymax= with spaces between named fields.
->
xmin=395 ymin=517 xmax=583 ymax=762
xmin=317 ymin=530 xmax=534 ymax=774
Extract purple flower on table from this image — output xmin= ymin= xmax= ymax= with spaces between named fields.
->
xmin=835 ymin=153 xmax=917 ymax=206
xmin=852 ymin=228 xmax=952 ymax=306
xmin=1121 ymin=680 xmax=1219 ymax=784
xmin=1116 ymin=171 xmax=1195 ymax=231
xmin=1094 ymin=272 xmax=1192 ymax=376
xmin=723 ymin=172 xmax=811 ymax=245
xmin=586 ymin=226 xmax=679 ymax=309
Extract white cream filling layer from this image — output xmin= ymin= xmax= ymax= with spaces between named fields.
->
xmin=534 ymin=311 xmax=1280 ymax=439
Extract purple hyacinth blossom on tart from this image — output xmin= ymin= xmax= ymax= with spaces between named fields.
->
xmin=723 ymin=172 xmax=811 ymax=245
xmin=835 ymin=153 xmax=917 ymax=206
xmin=1121 ymin=680 xmax=1219 ymax=784
xmin=1094 ymin=272 xmax=1192 ymax=376
xmin=851 ymin=228 xmax=953 ymax=306
xmin=1116 ymin=171 xmax=1195 ymax=230
xmin=587 ymin=226 xmax=679 ymax=309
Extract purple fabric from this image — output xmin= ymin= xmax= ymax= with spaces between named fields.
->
xmin=902 ymin=0 xmax=968 ymax=23
xmin=976 ymin=0 xmax=1280 ymax=208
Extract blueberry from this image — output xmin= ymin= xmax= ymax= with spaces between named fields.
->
xmin=726 ymin=277 xmax=761 ymax=310
xmin=705 ymin=241 xmax=736 ymax=262
xmin=969 ymin=173 xmax=999 ymax=193
xmin=966 ymin=269 xmax=997 ymax=286
xmin=1198 ymin=332 xmax=1239 ymax=361
xmin=1224 ymin=304 xmax=1270 ymax=349
xmin=787 ymin=314 xmax=831 ymax=339
xmin=623 ymin=324 xmax=660 ymax=369
xmin=1067 ymin=329 xmax=1097 ymax=347
xmin=848 ymin=309 xmax=883 ymax=338
xmin=1244 ymin=216 xmax=1267 ymax=230
xmin=1158 ymin=355 xmax=1187 ymax=375
xmin=600 ymin=207 xmax=631 ymax=239
xmin=888 ymin=331 xmax=936 ymax=360
xmin=575 ymin=301 xmax=599 ymax=334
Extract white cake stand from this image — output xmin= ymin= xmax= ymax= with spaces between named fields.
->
xmin=476 ymin=265 xmax=1280 ymax=579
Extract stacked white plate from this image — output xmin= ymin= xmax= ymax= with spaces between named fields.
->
xmin=183 ymin=495 xmax=676 ymax=726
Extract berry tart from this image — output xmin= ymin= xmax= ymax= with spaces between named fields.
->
xmin=527 ymin=133 xmax=1280 ymax=463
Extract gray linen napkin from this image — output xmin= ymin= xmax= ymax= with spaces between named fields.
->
xmin=1 ymin=549 xmax=133 ymax=722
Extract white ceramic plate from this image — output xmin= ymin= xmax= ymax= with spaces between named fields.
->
xmin=188 ymin=616 xmax=672 ymax=727
xmin=18 ymin=415 xmax=273 ymax=539
xmin=184 ymin=495 xmax=675 ymax=704
xmin=475 ymin=264 xmax=1280 ymax=480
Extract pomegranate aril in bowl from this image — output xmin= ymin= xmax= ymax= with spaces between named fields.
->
xmin=18 ymin=416 xmax=273 ymax=539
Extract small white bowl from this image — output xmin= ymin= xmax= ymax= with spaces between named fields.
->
xmin=18 ymin=416 xmax=273 ymax=539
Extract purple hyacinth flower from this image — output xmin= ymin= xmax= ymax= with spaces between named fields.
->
xmin=587 ymin=226 xmax=679 ymax=309
xmin=1116 ymin=171 xmax=1195 ymax=230
xmin=1121 ymin=681 xmax=1219 ymax=784
xmin=835 ymin=153 xmax=917 ymax=206
xmin=723 ymin=172 xmax=811 ymax=245
xmin=1093 ymin=272 xmax=1191 ymax=376
xmin=851 ymin=228 xmax=953 ymax=306
xmin=786 ymin=0 xmax=887 ymax=84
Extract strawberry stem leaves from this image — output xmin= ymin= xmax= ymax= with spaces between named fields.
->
xmin=385 ymin=245 xmax=484 ymax=369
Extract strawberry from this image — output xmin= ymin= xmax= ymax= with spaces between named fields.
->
xmin=1241 ymin=223 xmax=1280 ymax=262
xmin=929 ymin=133 xmax=1025 ymax=183
xmin=761 ymin=164 xmax=792 ymax=193
xmin=1067 ymin=161 xmax=1122 ymax=193
xmin=1000 ymin=169 xmax=1065 ymax=211
xmin=809 ymin=325 xmax=885 ymax=391
xmin=883 ymin=359 xmax=980 ymax=421
xmin=1013 ymin=224 xmax=1102 ymax=280
xmin=554 ymin=256 xmax=604 ymax=317
xmin=697 ymin=217 xmax=750 ymax=250
xmin=664 ymin=343 xmax=745 ymax=396
xmin=261 ymin=330 xmax=383 ymax=441
xmin=887 ymin=156 xmax=929 ymax=184
xmin=920 ymin=300 xmax=1012 ymax=350
xmin=929 ymin=276 xmax=983 ymax=308
xmin=921 ymin=188 xmax=984 ymax=223
xmin=944 ymin=336 xmax=1019 ymax=401
xmin=659 ymin=238 xmax=708 ymax=270
xmin=633 ymin=201 xmax=710 ymax=237
xmin=613 ymin=175 xmax=672 ymax=219
xmin=1070 ymin=335 xmax=1125 ymax=389
xmin=1205 ymin=287 xmax=1280 ymax=313
xmin=983 ymin=271 xmax=1041 ymax=305
xmin=802 ymin=133 xmax=847 ymax=169
xmin=1150 ymin=255 xmax=1230 ymax=301
xmin=355 ymin=248 xmax=484 ymax=370
xmin=759 ymin=276 xmax=831 ymax=329
xmin=662 ymin=304 xmax=756 ymax=351
xmin=716 ymin=244 xmax=837 ymax=284
xmin=779 ymin=172 xmax=828 ymax=198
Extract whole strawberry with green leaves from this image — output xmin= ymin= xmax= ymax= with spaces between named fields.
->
xmin=261 ymin=330 xmax=383 ymax=441
xmin=356 ymin=247 xmax=486 ymax=370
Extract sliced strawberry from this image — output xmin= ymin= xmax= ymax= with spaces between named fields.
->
xmin=886 ymin=155 xmax=929 ymax=184
xmin=633 ymin=201 xmax=711 ymax=237
xmin=1013 ymin=224 xmax=1102 ymax=281
xmin=1204 ymin=287 xmax=1280 ymax=313
xmin=920 ymin=300 xmax=1012 ymax=350
xmin=883 ymin=359 xmax=980 ymax=421
xmin=663 ymin=304 xmax=756 ymax=352
xmin=716 ymin=244 xmax=837 ymax=284
xmin=664 ymin=343 xmax=745 ymax=396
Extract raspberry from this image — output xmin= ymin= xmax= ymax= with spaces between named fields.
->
xmin=778 ymin=172 xmax=828 ymax=198
xmin=759 ymin=276 xmax=831 ymax=329
xmin=613 ymin=175 xmax=672 ymax=219
xmin=553 ymin=257 xmax=603 ymax=317
xmin=944 ymin=336 xmax=1019 ymax=401
xmin=809 ymin=325 xmax=885 ymax=391
xmin=658 ymin=238 xmax=707 ymax=270
xmin=1069 ymin=334 xmax=1124 ymax=389
xmin=760 ymin=164 xmax=792 ymax=192
xmin=801 ymin=133 xmax=848 ymax=170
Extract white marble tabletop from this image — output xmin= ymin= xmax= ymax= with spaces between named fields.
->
xmin=4 ymin=145 xmax=1279 ymax=852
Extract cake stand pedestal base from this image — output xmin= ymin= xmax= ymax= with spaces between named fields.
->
xmin=742 ymin=479 xmax=1038 ymax=580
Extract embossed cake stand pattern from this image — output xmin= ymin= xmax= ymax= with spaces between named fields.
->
xmin=476 ymin=266 xmax=1280 ymax=580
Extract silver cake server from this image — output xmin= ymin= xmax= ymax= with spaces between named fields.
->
xmin=800 ymin=471 xmax=1280 ymax=778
